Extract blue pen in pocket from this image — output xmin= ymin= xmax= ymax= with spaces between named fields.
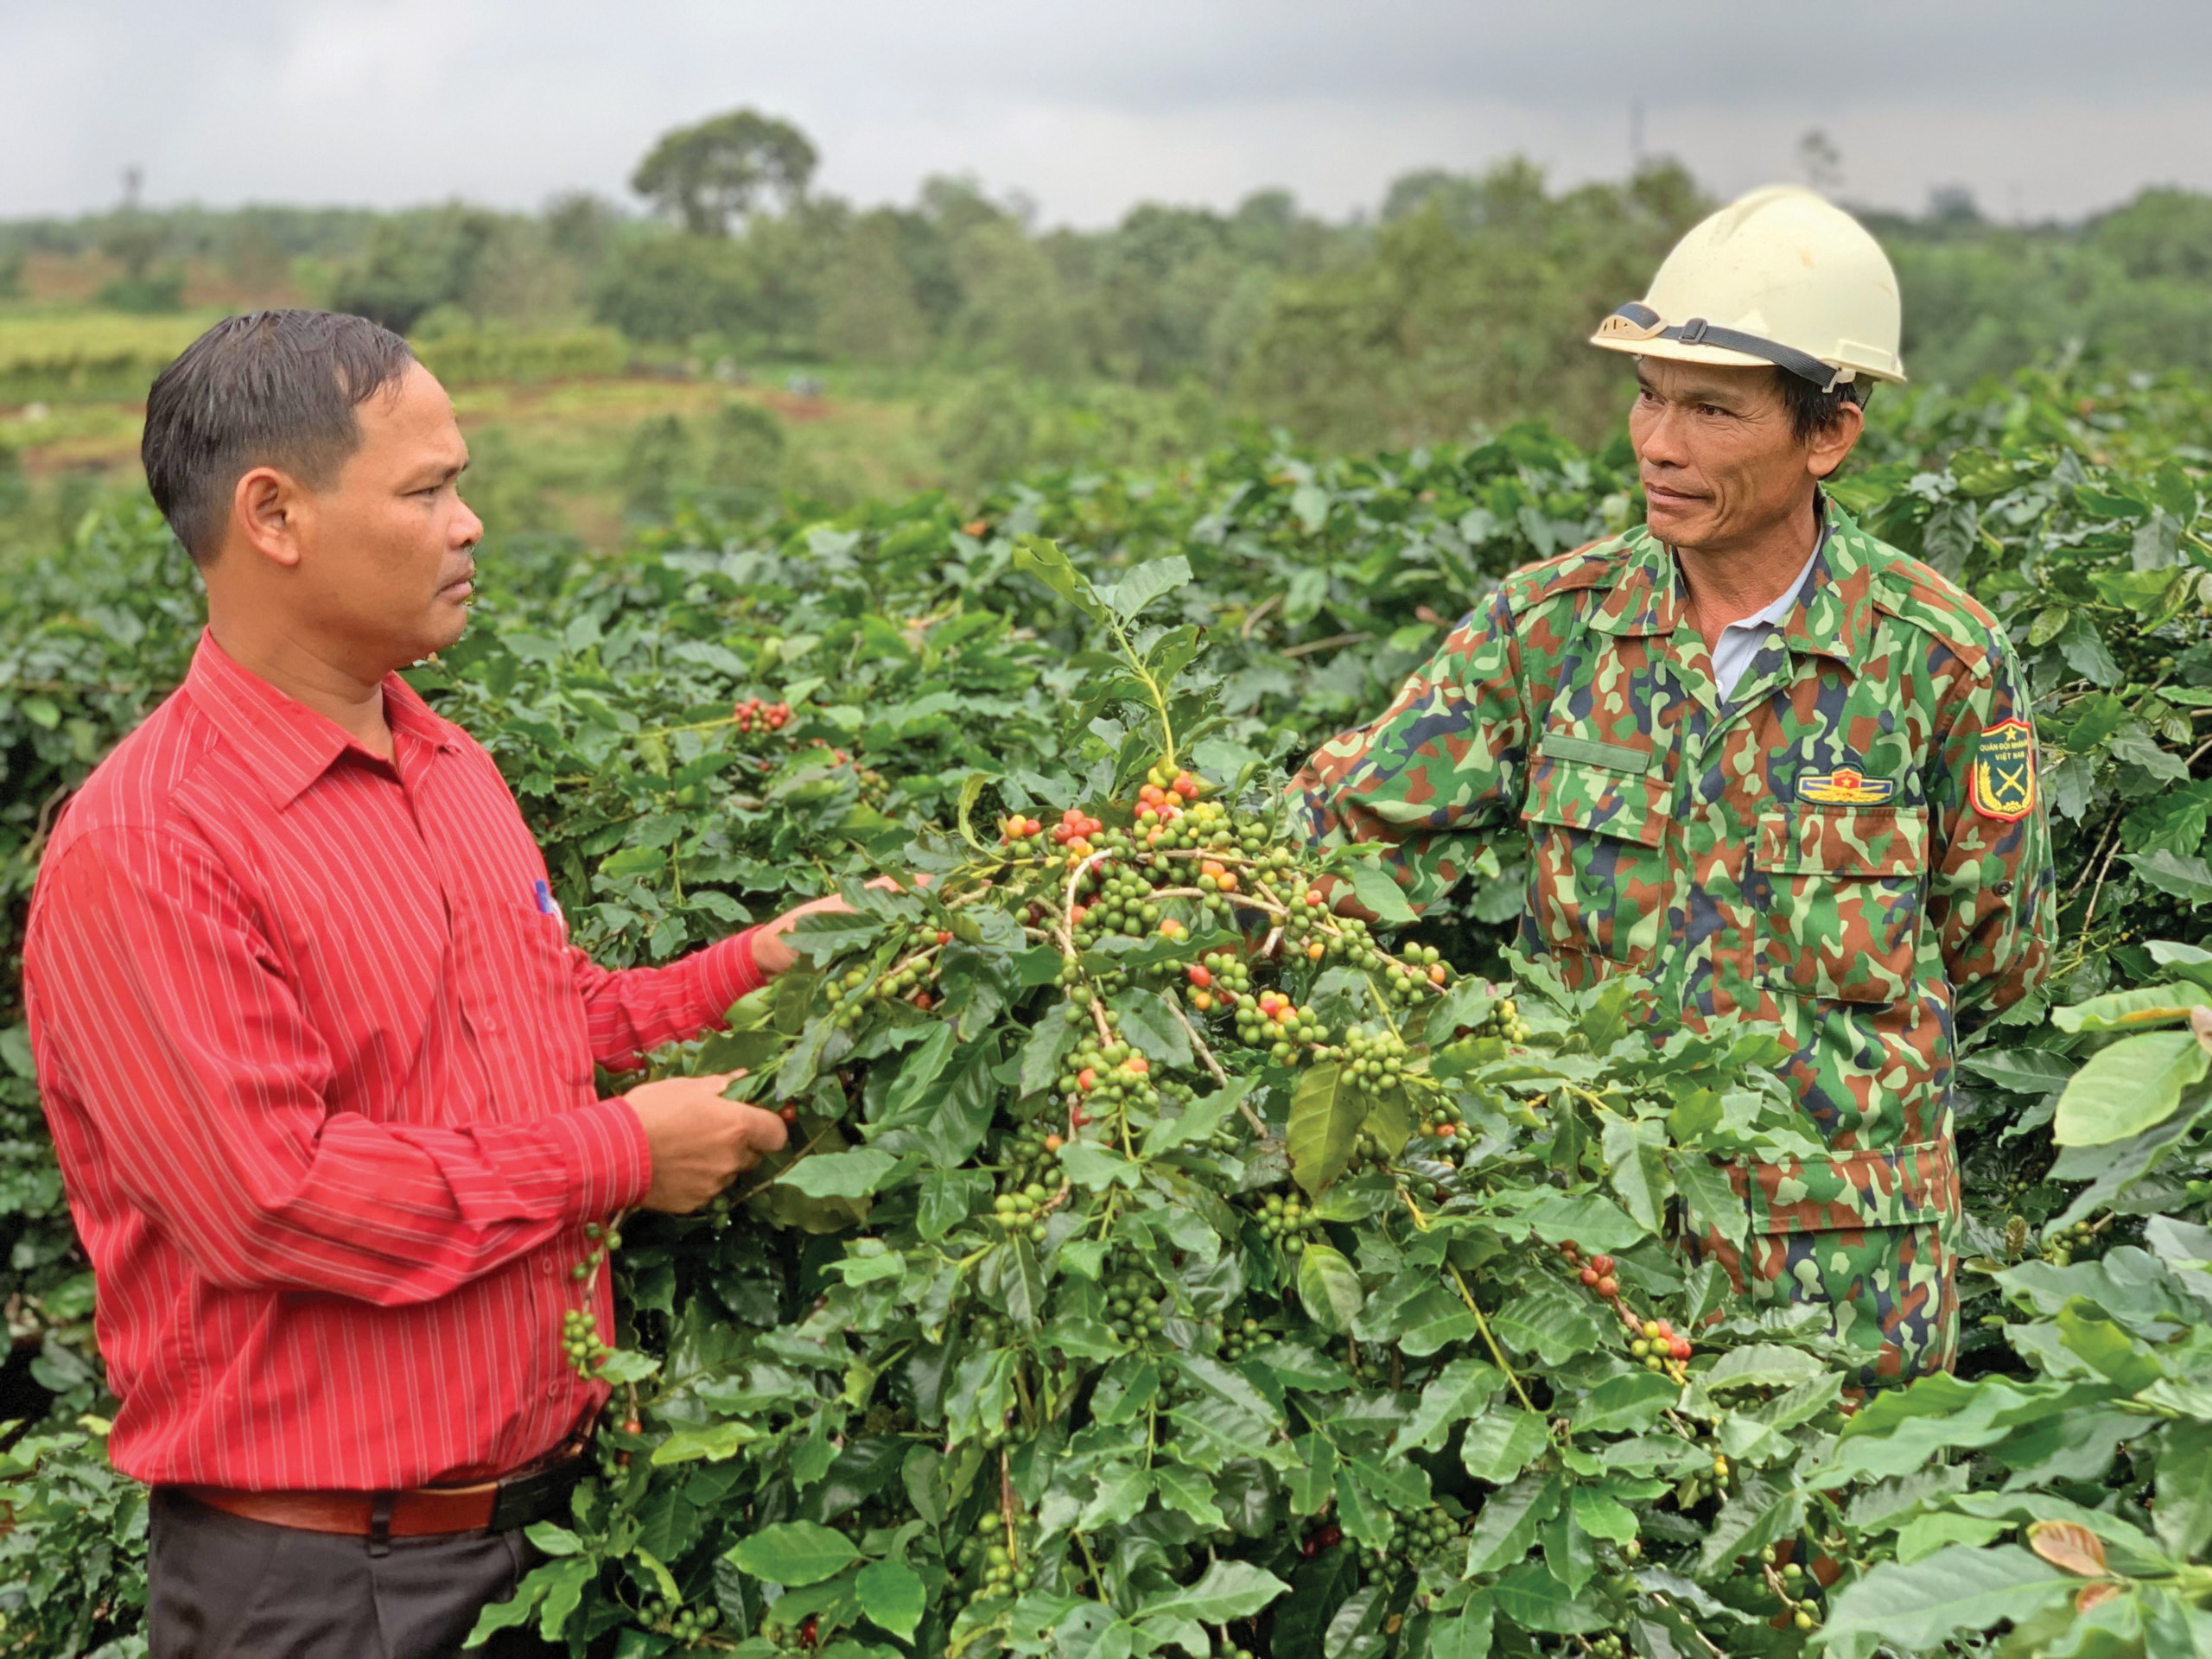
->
xmin=532 ymin=878 xmax=567 ymax=933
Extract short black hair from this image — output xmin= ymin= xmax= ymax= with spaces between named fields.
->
xmin=142 ymin=310 xmax=417 ymax=565
xmin=1778 ymin=368 xmax=1869 ymax=448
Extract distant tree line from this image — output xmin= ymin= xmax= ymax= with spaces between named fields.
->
xmin=5 ymin=109 xmax=2212 ymax=447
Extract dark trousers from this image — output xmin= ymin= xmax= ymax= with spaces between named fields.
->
xmin=148 ymin=1489 xmax=551 ymax=1658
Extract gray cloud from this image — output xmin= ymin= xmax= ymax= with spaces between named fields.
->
xmin=3 ymin=0 xmax=2208 ymax=226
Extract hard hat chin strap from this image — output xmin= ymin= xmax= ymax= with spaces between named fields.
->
xmin=1604 ymin=302 xmax=1852 ymax=393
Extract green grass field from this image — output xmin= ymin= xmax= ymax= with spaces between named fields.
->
xmin=0 ymin=305 xmax=1219 ymax=556
xmin=0 ymin=307 xmax=989 ymax=552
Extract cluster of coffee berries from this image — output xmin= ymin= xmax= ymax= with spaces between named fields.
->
xmin=1627 ymin=1315 xmax=1692 ymax=1371
xmin=1184 ymin=953 xmax=1251 ymax=1014
xmin=758 ymin=1612 xmax=819 ymax=1652
xmin=1413 ymin=1095 xmax=1468 ymax=1152
xmin=1131 ymin=766 xmax=1205 ymax=838
xmin=1758 ymin=1545 xmax=1824 ymax=1632
xmin=592 ymin=1412 xmax=644 ymax=1480
xmin=1059 ymin=1041 xmax=1161 ymax=1113
xmin=1103 ymin=1267 xmax=1175 ymax=1343
xmin=1049 ymin=806 xmax=1104 ymax=851
xmin=1235 ymin=990 xmax=1329 ymax=1063
xmin=641 ymin=1599 xmax=721 ymax=1645
xmin=1560 ymin=1240 xmax=1694 ymax=1378
xmin=1218 ymin=1315 xmax=1269 ymax=1361
xmin=957 ymin=1515 xmax=1037 ymax=1605
xmin=1382 ymin=944 xmax=1452 ymax=998
xmin=1361 ymin=1505 xmax=1468 ymax=1571
xmin=968 ymin=1309 xmax=1012 ymax=1348
xmin=562 ymin=1306 xmax=612 ymax=1379
xmin=997 ymin=1120 xmax=1061 ymax=1190
xmin=1070 ymin=861 xmax=1196 ymax=944
xmin=1251 ymin=1190 xmax=1322 ymax=1252
xmin=730 ymin=695 xmax=792 ymax=736
xmin=824 ymin=942 xmax=950 ymax=1025
xmin=1299 ymin=1520 xmax=1344 ymax=1558
xmin=1338 ymin=1025 xmax=1410 ymax=1087
xmin=1001 ymin=813 xmax=1047 ymax=846
xmin=2041 ymin=1216 xmax=2104 ymax=1268
xmin=785 ymin=735 xmax=886 ymax=802
xmin=1471 ymin=995 xmax=1531 ymax=1043
xmin=1586 ymin=1635 xmax=1629 ymax=1657
xmin=1562 ymin=1242 xmax=1620 ymax=1301
xmin=992 ymin=1180 xmax=1059 ymax=1243
xmin=1672 ymin=1447 xmax=1736 ymax=1511
xmin=569 ymin=1219 xmax=619 ymax=1285
xmin=1280 ymin=884 xmax=1357 ymax=964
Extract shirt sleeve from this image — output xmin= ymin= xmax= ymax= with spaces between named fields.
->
xmin=1286 ymin=589 xmax=1531 ymax=913
xmin=1925 ymin=636 xmax=2057 ymax=1036
xmin=27 ymin=828 xmax=652 ymax=1306
xmin=569 ymin=926 xmax=766 ymax=1077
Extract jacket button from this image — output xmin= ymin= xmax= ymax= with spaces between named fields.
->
xmin=1992 ymin=880 xmax=2014 ymax=896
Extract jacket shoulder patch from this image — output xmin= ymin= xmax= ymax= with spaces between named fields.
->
xmin=1969 ymin=719 xmax=2037 ymax=821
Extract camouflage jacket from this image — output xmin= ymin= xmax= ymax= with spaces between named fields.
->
xmin=1292 ymin=500 xmax=2057 ymax=1377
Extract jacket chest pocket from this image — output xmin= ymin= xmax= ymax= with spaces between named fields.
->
xmin=1518 ymin=744 xmax=1672 ymax=966
xmin=1752 ymin=805 xmax=1927 ymax=1004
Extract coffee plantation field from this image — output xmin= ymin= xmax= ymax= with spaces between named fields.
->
xmin=6 ymin=368 xmax=2212 ymax=1657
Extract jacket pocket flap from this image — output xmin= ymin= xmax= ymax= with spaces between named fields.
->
xmin=1520 ymin=756 xmax=1669 ymax=848
xmin=1727 ymin=1138 xmax=1960 ymax=1234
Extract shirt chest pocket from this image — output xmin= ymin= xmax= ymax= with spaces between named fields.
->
xmin=493 ymin=897 xmax=595 ymax=1093
xmin=1518 ymin=741 xmax=1672 ymax=966
xmin=1751 ymin=805 xmax=1928 ymax=1004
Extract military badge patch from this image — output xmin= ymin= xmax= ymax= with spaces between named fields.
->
xmin=1797 ymin=767 xmax=1897 ymax=805
xmin=1970 ymin=719 xmax=2036 ymax=821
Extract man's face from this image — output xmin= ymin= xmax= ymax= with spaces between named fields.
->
xmin=1626 ymin=359 xmax=1842 ymax=556
xmin=295 ymin=364 xmax=483 ymax=669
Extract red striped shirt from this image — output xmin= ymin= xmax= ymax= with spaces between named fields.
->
xmin=21 ymin=629 xmax=762 ymax=1490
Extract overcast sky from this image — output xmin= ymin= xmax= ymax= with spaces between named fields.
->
xmin=5 ymin=1 xmax=2209 ymax=228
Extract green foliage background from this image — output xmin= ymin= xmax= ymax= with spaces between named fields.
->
xmin=3 ymin=367 xmax=2212 ymax=1655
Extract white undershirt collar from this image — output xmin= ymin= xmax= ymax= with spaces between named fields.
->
xmin=1703 ymin=518 xmax=1829 ymax=702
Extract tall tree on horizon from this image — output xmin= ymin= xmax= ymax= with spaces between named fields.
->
xmin=630 ymin=108 xmax=818 ymax=238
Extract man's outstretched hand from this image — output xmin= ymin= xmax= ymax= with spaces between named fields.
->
xmin=749 ymin=874 xmax=930 ymax=978
xmin=623 ymin=1071 xmax=788 ymax=1213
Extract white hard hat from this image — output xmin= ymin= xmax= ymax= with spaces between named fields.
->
xmin=1591 ymin=185 xmax=1906 ymax=390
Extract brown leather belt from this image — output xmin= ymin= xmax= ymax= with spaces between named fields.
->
xmin=176 ymin=1439 xmax=588 ymax=1541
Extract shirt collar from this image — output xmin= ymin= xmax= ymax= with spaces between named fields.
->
xmin=1589 ymin=493 xmax=1874 ymax=670
xmin=182 ymin=628 xmax=463 ymax=810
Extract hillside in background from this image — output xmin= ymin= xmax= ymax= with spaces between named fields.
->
xmin=6 ymin=112 xmax=2212 ymax=559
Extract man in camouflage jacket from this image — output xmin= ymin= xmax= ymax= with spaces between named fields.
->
xmin=1292 ymin=189 xmax=2056 ymax=1382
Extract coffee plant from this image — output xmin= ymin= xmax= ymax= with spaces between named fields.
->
xmin=7 ymin=367 xmax=2212 ymax=1656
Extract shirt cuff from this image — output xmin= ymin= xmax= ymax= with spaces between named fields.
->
xmin=690 ymin=926 xmax=768 ymax=1028
xmin=540 ymin=1096 xmax=653 ymax=1217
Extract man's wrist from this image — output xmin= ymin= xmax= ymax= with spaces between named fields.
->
xmin=749 ymin=924 xmax=795 ymax=979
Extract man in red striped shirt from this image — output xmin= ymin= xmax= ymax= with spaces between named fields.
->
xmin=22 ymin=311 xmax=842 ymax=1656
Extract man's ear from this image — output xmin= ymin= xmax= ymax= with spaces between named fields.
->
xmin=1808 ymin=399 xmax=1866 ymax=483
xmin=231 ymin=466 xmax=308 ymax=571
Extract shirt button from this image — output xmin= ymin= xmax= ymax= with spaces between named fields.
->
xmin=547 ymin=1382 xmax=563 ymax=1401
xmin=1993 ymin=880 xmax=2014 ymax=896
